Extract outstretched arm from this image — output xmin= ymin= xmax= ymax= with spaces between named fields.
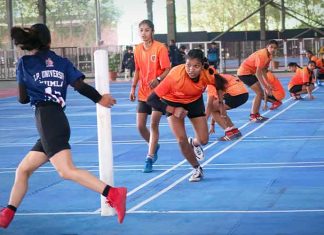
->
xmin=71 ymin=79 xmax=116 ymax=108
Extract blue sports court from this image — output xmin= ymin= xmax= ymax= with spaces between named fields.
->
xmin=1 ymin=74 xmax=324 ymax=235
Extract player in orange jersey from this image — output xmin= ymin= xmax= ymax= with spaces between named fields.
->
xmin=130 ymin=20 xmax=171 ymax=173
xmin=315 ymin=53 xmax=324 ymax=86
xmin=147 ymin=49 xmax=216 ymax=182
xmin=206 ymin=74 xmax=248 ymax=141
xmin=237 ymin=40 xmax=278 ymax=122
xmin=305 ymin=50 xmax=320 ymax=86
xmin=262 ymin=70 xmax=285 ymax=111
xmin=288 ymin=61 xmax=316 ymax=100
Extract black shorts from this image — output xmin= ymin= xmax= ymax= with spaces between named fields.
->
xmin=289 ymin=85 xmax=303 ymax=94
xmin=32 ymin=102 xmax=71 ymax=158
xmin=137 ymin=100 xmax=165 ymax=114
xmin=224 ymin=92 xmax=249 ymax=109
xmin=238 ymin=75 xmax=258 ymax=87
xmin=266 ymin=95 xmax=277 ymax=102
xmin=317 ymin=73 xmax=324 ymax=81
xmin=162 ymin=95 xmax=205 ymax=119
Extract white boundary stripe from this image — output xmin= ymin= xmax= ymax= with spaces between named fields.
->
xmin=130 ymin=209 xmax=324 ymax=214
xmin=15 ymin=209 xmax=324 ymax=216
xmin=3 ymin=164 xmax=324 ymax=174
xmin=3 ymin=160 xmax=324 ymax=171
xmin=126 ymin=99 xmax=302 ymax=213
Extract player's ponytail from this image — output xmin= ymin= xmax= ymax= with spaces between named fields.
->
xmin=288 ymin=62 xmax=302 ymax=69
xmin=214 ymin=73 xmax=228 ymax=91
xmin=11 ymin=23 xmax=51 ymax=51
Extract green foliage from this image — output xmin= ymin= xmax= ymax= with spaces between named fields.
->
xmin=0 ymin=0 xmax=121 ymax=47
xmin=108 ymin=53 xmax=121 ymax=72
xmin=177 ymin=0 xmax=324 ymax=32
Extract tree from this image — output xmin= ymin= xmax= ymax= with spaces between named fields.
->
xmin=176 ymin=0 xmax=323 ymax=32
xmin=0 ymin=0 xmax=120 ymax=48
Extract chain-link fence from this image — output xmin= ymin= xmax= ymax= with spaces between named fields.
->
xmin=1 ymin=37 xmax=323 ymax=80
xmin=0 ymin=46 xmax=122 ymax=80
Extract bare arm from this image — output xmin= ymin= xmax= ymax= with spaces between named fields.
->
xmin=130 ymin=69 xmax=140 ymax=101
xmin=149 ymin=67 xmax=171 ymax=89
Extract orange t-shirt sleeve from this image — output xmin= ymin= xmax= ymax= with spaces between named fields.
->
xmin=154 ymin=74 xmax=172 ymax=98
xmin=158 ymin=45 xmax=171 ymax=70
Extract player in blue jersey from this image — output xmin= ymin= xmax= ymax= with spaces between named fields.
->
xmin=0 ymin=24 xmax=127 ymax=228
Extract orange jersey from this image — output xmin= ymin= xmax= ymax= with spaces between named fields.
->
xmin=134 ymin=40 xmax=171 ymax=101
xmin=310 ymin=55 xmax=318 ymax=63
xmin=154 ymin=64 xmax=215 ymax=104
xmin=288 ymin=67 xmax=315 ymax=90
xmin=266 ymin=71 xmax=285 ymax=101
xmin=207 ymin=74 xmax=248 ymax=98
xmin=316 ymin=58 xmax=324 ymax=73
xmin=237 ymin=48 xmax=272 ymax=76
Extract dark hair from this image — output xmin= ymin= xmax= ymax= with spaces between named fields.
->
xmin=214 ymin=74 xmax=228 ymax=91
xmin=11 ymin=23 xmax=51 ymax=51
xmin=139 ymin=19 xmax=154 ymax=31
xmin=186 ymin=49 xmax=212 ymax=72
xmin=308 ymin=60 xmax=316 ymax=66
xmin=288 ymin=62 xmax=301 ymax=68
xmin=267 ymin=39 xmax=278 ymax=47
xmin=180 ymin=45 xmax=186 ymax=50
xmin=306 ymin=50 xmax=313 ymax=55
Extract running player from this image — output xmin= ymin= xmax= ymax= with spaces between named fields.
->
xmin=288 ymin=61 xmax=316 ymax=100
xmin=147 ymin=49 xmax=217 ymax=182
xmin=237 ymin=40 xmax=278 ymax=122
xmin=129 ymin=20 xmax=171 ymax=173
xmin=263 ymin=70 xmax=285 ymax=110
xmin=0 ymin=24 xmax=127 ymax=229
xmin=206 ymin=73 xmax=249 ymax=141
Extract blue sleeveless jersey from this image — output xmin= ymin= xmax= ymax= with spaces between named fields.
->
xmin=16 ymin=50 xmax=84 ymax=108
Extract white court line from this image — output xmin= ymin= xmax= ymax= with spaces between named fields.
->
xmin=130 ymin=209 xmax=324 ymax=214
xmin=126 ymin=97 xmax=304 ymax=213
xmin=0 ymin=134 xmax=323 ymax=147
xmin=3 ymin=160 xmax=324 ymax=171
xmin=14 ymin=209 xmax=324 ymax=216
xmin=3 ymin=164 xmax=324 ymax=174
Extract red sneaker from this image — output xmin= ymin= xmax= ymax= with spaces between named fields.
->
xmin=232 ymin=128 xmax=242 ymax=137
xmin=250 ymin=113 xmax=268 ymax=123
xmin=106 ymin=187 xmax=127 ymax=224
xmin=270 ymin=101 xmax=282 ymax=110
xmin=0 ymin=208 xmax=15 ymax=229
xmin=219 ymin=130 xmax=237 ymax=141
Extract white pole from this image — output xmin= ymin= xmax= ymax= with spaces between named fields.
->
xmin=94 ymin=49 xmax=115 ymax=216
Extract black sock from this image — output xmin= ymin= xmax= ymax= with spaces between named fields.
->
xmin=7 ymin=205 xmax=17 ymax=212
xmin=193 ymin=165 xmax=200 ymax=169
xmin=102 ymin=185 xmax=111 ymax=197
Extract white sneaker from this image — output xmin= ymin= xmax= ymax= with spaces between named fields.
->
xmin=189 ymin=166 xmax=204 ymax=182
xmin=188 ymin=137 xmax=204 ymax=161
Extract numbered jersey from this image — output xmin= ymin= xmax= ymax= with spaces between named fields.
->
xmin=16 ymin=50 xmax=84 ymax=108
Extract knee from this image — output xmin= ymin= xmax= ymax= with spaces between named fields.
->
xmin=137 ymin=123 xmax=147 ymax=133
xmin=178 ymin=138 xmax=191 ymax=154
xmin=57 ymin=167 xmax=75 ymax=180
xmin=255 ymin=89 xmax=263 ymax=97
xmin=16 ymin=164 xmax=33 ymax=178
xmin=150 ymin=122 xmax=159 ymax=133
xmin=199 ymin=137 xmax=209 ymax=146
